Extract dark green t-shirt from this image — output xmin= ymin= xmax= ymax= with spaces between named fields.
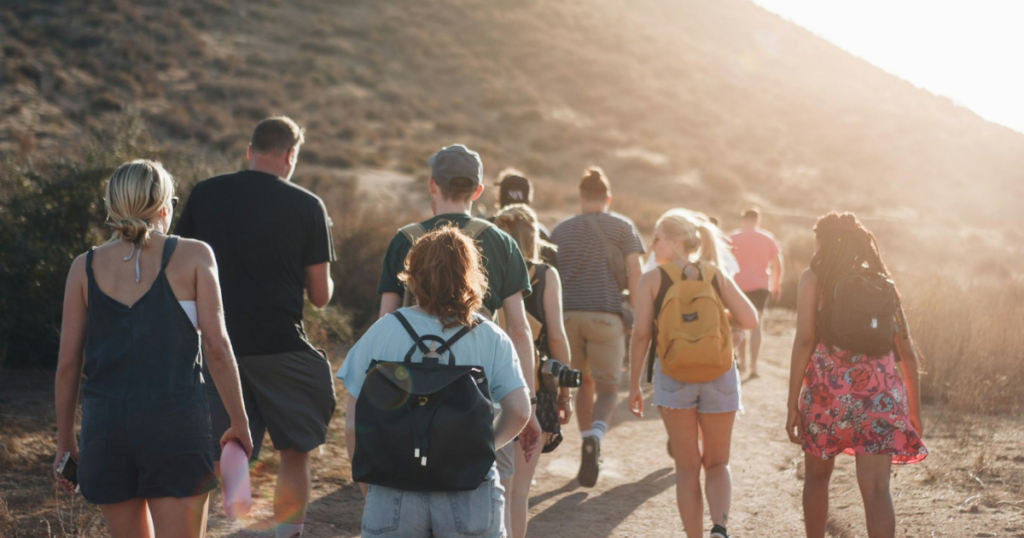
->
xmin=378 ymin=213 xmax=532 ymax=313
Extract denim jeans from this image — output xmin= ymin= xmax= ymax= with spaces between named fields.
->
xmin=362 ymin=468 xmax=505 ymax=538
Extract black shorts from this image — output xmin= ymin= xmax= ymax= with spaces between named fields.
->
xmin=204 ymin=348 xmax=337 ymax=460
xmin=743 ymin=289 xmax=770 ymax=313
xmin=78 ymin=390 xmax=216 ymax=504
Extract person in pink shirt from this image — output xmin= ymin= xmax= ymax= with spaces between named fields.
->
xmin=729 ymin=208 xmax=783 ymax=378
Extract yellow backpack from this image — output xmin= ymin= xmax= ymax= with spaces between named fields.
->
xmin=654 ymin=262 xmax=733 ymax=383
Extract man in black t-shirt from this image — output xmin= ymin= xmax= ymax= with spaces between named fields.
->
xmin=176 ymin=116 xmax=335 ymax=538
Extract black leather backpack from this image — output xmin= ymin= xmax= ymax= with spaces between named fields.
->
xmin=352 ymin=311 xmax=496 ymax=492
xmin=828 ymin=273 xmax=898 ymax=356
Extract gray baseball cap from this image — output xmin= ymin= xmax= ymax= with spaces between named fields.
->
xmin=427 ymin=144 xmax=483 ymax=188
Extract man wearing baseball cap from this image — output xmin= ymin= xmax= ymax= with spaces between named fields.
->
xmin=376 ymin=144 xmax=542 ymax=523
xmin=494 ymin=169 xmax=558 ymax=267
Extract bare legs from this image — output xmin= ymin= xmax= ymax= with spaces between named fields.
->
xmin=276 ymin=448 xmax=312 ymax=527
xmin=574 ymin=376 xmax=618 ymax=432
xmin=802 ymin=453 xmax=894 ymax=538
xmin=748 ymin=323 xmax=762 ymax=376
xmin=100 ymin=493 xmax=210 ymax=538
xmin=856 ymin=454 xmax=894 ymax=538
xmin=509 ymin=439 xmax=544 ymax=538
xmin=575 ymin=375 xmax=595 ymax=431
xmin=592 ymin=382 xmax=619 ymax=426
xmin=699 ymin=412 xmax=734 ymax=529
xmin=803 ymin=455 xmax=835 ymax=538
xmin=661 ymin=407 xmax=736 ymax=538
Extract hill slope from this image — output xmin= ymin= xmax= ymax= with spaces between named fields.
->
xmin=2 ymin=0 xmax=1023 ymax=228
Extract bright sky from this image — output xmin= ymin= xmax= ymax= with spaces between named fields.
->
xmin=749 ymin=0 xmax=1024 ymax=134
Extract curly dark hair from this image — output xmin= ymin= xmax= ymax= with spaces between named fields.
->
xmin=400 ymin=225 xmax=488 ymax=329
xmin=810 ymin=212 xmax=906 ymax=349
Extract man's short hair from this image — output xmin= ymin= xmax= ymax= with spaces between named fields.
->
xmin=742 ymin=207 xmax=760 ymax=220
xmin=438 ymin=177 xmax=478 ymax=202
xmin=250 ymin=116 xmax=305 ymax=155
xmin=579 ymin=166 xmax=611 ymax=201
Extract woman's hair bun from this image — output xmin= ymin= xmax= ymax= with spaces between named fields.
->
xmin=109 ymin=217 xmax=151 ymax=244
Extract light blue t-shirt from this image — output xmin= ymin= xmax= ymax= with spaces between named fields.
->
xmin=336 ymin=308 xmax=527 ymax=406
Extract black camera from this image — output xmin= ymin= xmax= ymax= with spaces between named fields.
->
xmin=540 ymin=359 xmax=582 ymax=389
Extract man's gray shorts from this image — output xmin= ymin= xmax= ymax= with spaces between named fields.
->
xmin=204 ymin=348 xmax=336 ymax=460
xmin=496 ymin=442 xmax=515 ymax=482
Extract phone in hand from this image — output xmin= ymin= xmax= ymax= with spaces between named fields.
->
xmin=57 ymin=452 xmax=79 ymax=489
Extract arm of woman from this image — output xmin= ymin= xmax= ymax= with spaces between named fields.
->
xmin=786 ymin=269 xmax=819 ymax=444
xmin=894 ymin=313 xmax=924 ymax=436
xmin=53 ymin=255 xmax=88 ymax=494
xmin=344 ymin=394 xmax=368 ymax=497
xmin=542 ymin=267 xmax=574 ymax=424
xmin=495 ymin=387 xmax=532 ymax=450
xmin=718 ymin=271 xmax=758 ymax=330
xmin=193 ymin=242 xmax=253 ymax=457
xmin=627 ymin=270 xmax=659 ymax=418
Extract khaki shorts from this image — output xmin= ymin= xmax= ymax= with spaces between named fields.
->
xmin=564 ymin=310 xmax=626 ymax=387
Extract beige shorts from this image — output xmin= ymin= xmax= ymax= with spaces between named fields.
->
xmin=564 ymin=310 xmax=626 ymax=387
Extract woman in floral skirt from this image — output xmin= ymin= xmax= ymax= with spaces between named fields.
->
xmin=786 ymin=212 xmax=926 ymax=538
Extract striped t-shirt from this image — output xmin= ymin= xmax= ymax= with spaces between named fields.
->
xmin=551 ymin=211 xmax=645 ymax=314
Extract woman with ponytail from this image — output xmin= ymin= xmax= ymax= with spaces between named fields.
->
xmin=627 ymin=209 xmax=758 ymax=538
xmin=786 ymin=212 xmax=926 ymax=538
xmin=494 ymin=204 xmax=573 ymax=538
xmin=54 ymin=160 xmax=252 ymax=538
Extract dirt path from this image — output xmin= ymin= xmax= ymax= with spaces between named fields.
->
xmin=6 ymin=311 xmax=1022 ymax=536
xmin=207 ymin=311 xmax=807 ymax=537
xmin=200 ymin=310 xmax=1024 ymax=538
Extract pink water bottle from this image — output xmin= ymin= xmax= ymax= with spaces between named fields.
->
xmin=220 ymin=440 xmax=252 ymax=518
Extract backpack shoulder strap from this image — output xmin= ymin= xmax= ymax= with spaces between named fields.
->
xmin=532 ymin=264 xmax=547 ymax=326
xmin=653 ymin=264 xmax=677 ymax=316
xmin=391 ymin=311 xmax=428 ymax=354
xmin=462 ymin=218 xmax=494 ymax=239
xmin=701 ymin=262 xmax=723 ymax=298
xmin=584 ymin=214 xmax=612 ymax=247
xmin=399 ymin=223 xmax=428 ymax=245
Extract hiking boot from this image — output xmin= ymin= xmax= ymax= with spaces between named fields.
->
xmin=710 ymin=524 xmax=729 ymax=538
xmin=578 ymin=435 xmax=601 ymax=487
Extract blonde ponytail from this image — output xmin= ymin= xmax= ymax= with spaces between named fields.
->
xmin=104 ymin=159 xmax=175 ymax=247
xmin=696 ymin=222 xmax=718 ymax=265
xmin=655 ymin=209 xmax=737 ymax=274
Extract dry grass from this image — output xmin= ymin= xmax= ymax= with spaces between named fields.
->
xmin=903 ymin=273 xmax=1024 ymax=414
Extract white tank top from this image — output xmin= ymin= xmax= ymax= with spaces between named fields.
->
xmin=179 ymin=301 xmax=198 ymax=329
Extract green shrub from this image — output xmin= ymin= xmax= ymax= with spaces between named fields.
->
xmin=0 ymin=115 xmax=155 ymax=368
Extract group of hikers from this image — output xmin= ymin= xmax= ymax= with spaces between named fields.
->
xmin=52 ymin=116 xmax=927 ymax=538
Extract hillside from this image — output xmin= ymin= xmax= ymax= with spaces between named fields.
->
xmin=3 ymin=0 xmax=1024 ymax=232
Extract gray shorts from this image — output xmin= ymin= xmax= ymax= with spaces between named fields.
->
xmin=495 ymin=442 xmax=515 ymax=482
xmin=652 ymin=361 xmax=741 ymax=413
xmin=204 ymin=348 xmax=337 ymax=460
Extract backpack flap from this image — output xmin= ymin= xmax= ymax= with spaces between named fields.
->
xmin=829 ymin=274 xmax=898 ymax=356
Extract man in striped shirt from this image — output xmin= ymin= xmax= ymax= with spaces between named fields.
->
xmin=551 ymin=166 xmax=644 ymax=487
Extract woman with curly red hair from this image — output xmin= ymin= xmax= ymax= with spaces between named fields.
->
xmin=337 ymin=226 xmax=534 ymax=538
xmin=786 ymin=212 xmax=927 ymax=538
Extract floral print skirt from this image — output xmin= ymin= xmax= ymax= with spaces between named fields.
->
xmin=798 ymin=342 xmax=927 ymax=464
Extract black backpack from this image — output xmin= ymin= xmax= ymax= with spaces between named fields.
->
xmin=352 ymin=311 xmax=496 ymax=492
xmin=525 ymin=263 xmax=549 ymax=357
xmin=827 ymin=273 xmax=898 ymax=357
